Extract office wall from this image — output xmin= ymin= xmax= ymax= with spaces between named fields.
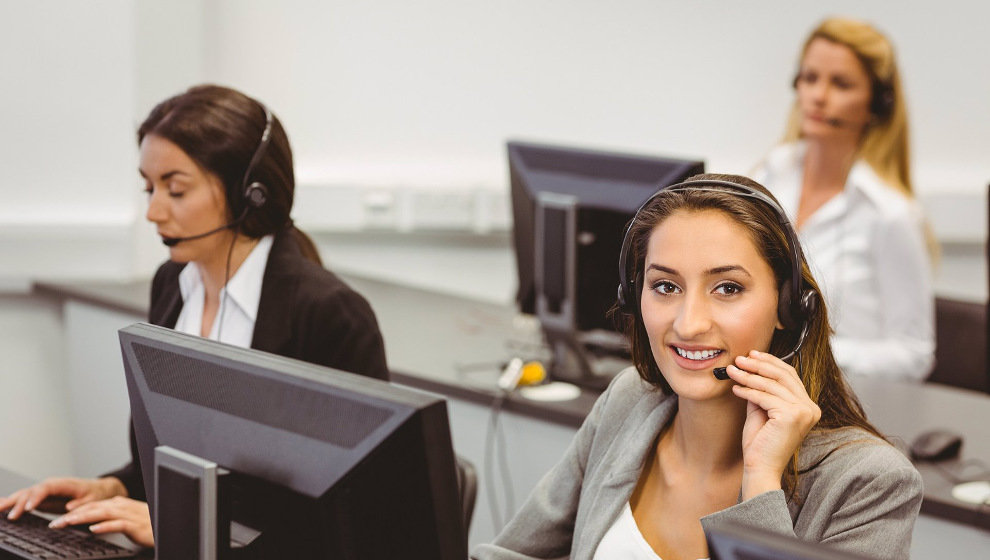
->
xmin=1 ymin=0 xmax=987 ymax=303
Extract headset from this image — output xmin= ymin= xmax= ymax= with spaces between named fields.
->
xmin=615 ymin=179 xmax=818 ymax=377
xmin=162 ymin=104 xmax=273 ymax=247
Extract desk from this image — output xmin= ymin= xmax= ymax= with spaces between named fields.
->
xmin=32 ymin=275 xmax=990 ymax=551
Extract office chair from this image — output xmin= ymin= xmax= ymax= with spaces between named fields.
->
xmin=928 ymin=297 xmax=989 ymax=394
xmin=455 ymin=455 xmax=478 ymax=537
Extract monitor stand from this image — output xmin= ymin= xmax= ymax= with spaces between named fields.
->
xmin=543 ymin=328 xmax=631 ymax=392
xmin=154 ymin=446 xmax=262 ymax=560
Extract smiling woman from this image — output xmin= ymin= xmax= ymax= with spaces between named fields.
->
xmin=472 ymin=174 xmax=923 ymax=560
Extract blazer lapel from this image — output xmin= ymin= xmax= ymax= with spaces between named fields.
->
xmin=574 ymin=394 xmax=677 ymax=559
xmin=251 ymin=231 xmax=300 ymax=354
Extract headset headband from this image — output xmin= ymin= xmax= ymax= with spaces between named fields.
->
xmin=617 ymin=179 xmax=807 ymax=318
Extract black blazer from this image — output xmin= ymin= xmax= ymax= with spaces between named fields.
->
xmin=107 ymin=230 xmax=389 ymax=499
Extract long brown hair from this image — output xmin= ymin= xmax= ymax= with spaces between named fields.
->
xmin=619 ymin=173 xmax=884 ymax=495
xmin=138 ymin=84 xmax=323 ymax=264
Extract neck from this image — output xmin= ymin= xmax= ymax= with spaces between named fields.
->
xmin=664 ymin=396 xmax=747 ymax=473
xmin=195 ymin=233 xmax=262 ymax=299
xmin=802 ymin=137 xmax=859 ymax=190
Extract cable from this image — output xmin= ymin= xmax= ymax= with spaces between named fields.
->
xmin=214 ymin=225 xmax=239 ymax=344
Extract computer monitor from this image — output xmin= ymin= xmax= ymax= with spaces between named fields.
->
xmin=508 ymin=140 xmax=704 ymax=387
xmin=706 ymin=520 xmax=873 ymax=560
xmin=119 ymin=323 xmax=465 ymax=560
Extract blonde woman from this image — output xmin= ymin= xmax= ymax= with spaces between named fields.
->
xmin=754 ymin=18 xmax=935 ymax=380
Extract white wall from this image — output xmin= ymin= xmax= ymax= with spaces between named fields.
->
xmin=0 ymin=0 xmax=986 ymax=302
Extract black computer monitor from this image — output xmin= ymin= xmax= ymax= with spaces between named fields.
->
xmin=706 ymin=520 xmax=873 ymax=560
xmin=508 ymin=140 xmax=704 ymax=387
xmin=119 ymin=323 xmax=465 ymax=560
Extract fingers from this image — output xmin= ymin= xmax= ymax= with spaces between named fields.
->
xmin=4 ymin=484 xmax=55 ymax=520
xmin=727 ymin=351 xmax=820 ymax=427
xmin=727 ymin=351 xmax=806 ymax=398
xmin=50 ymin=497 xmax=154 ymax=548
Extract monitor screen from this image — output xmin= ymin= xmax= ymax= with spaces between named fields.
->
xmin=119 ymin=323 xmax=465 ymax=559
xmin=706 ymin=520 xmax=873 ymax=560
xmin=509 ymin=140 xmax=704 ymax=334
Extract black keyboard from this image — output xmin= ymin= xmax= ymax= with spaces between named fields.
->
xmin=0 ymin=511 xmax=136 ymax=559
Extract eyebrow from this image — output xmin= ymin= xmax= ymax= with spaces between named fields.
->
xmin=138 ymin=169 xmax=191 ymax=181
xmin=646 ymin=264 xmax=752 ymax=277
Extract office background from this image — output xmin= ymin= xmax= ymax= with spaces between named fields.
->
xmin=1 ymin=0 xmax=988 ymax=493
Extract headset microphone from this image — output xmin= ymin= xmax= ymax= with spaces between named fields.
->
xmin=160 ymin=209 xmax=250 ymax=247
xmin=825 ymin=117 xmax=845 ymax=128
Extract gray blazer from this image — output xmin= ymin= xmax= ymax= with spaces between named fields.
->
xmin=472 ymin=369 xmax=922 ymax=560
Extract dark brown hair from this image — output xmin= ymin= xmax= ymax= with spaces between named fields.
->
xmin=138 ymin=84 xmax=322 ymax=264
xmin=619 ymin=173 xmax=884 ymax=495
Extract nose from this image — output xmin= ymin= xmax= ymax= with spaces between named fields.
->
xmin=672 ymin=290 xmax=713 ymax=340
xmin=145 ymin=188 xmax=168 ymax=224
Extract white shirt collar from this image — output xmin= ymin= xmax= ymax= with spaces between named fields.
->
xmin=176 ymin=234 xmax=275 ymax=344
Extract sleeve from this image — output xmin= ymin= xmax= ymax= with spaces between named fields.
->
xmin=701 ymin=449 xmax=923 ymax=560
xmin=831 ymin=208 xmax=935 ymax=380
xmin=470 ymin=381 xmax=612 ymax=560
xmin=299 ymin=286 xmax=390 ymax=381
xmin=100 ymin=424 xmax=145 ymax=500
xmin=99 ymin=262 xmax=175 ymax=500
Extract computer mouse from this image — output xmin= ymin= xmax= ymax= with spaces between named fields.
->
xmin=909 ymin=429 xmax=963 ymax=462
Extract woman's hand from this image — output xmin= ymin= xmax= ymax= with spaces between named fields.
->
xmin=726 ymin=350 xmax=821 ymax=500
xmin=0 ymin=477 xmax=127 ymax=521
xmin=49 ymin=496 xmax=154 ymax=548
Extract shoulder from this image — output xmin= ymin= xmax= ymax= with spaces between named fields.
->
xmin=591 ymin=368 xmax=673 ymax=432
xmin=285 ymin=260 xmax=379 ymax=328
xmin=801 ymin=427 xmax=921 ymax=489
xmin=757 ymin=142 xmax=804 ymax=175
xmin=847 ymin=162 xmax=922 ymax=225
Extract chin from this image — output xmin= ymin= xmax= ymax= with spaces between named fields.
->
xmin=661 ymin=367 xmax=735 ymax=401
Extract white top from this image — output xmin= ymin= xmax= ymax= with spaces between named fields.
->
xmin=594 ymin=502 xmax=709 ymax=560
xmin=753 ymin=142 xmax=935 ymax=380
xmin=174 ymin=235 xmax=275 ymax=348
xmin=593 ymin=502 xmax=663 ymax=560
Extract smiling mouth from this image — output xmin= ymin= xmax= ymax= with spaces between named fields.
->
xmin=672 ymin=346 xmax=723 ymax=361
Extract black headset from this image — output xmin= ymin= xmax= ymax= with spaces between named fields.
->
xmin=236 ymin=105 xmax=273 ymax=215
xmin=616 ymin=179 xmax=818 ymax=363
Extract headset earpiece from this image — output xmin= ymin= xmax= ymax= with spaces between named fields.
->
xmin=778 ymin=280 xmax=816 ymax=332
xmin=244 ymin=182 xmax=269 ymax=209
xmin=235 ymin=105 xmax=274 ymax=215
xmin=870 ymin=79 xmax=894 ymax=122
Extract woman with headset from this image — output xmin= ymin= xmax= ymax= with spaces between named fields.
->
xmin=754 ymin=17 xmax=934 ymax=380
xmin=472 ymin=175 xmax=921 ymax=560
xmin=0 ymin=85 xmax=389 ymax=547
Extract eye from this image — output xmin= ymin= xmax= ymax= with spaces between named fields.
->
xmin=650 ymin=280 xmax=680 ymax=296
xmin=713 ymin=282 xmax=744 ymax=296
xmin=798 ymin=71 xmax=817 ymax=85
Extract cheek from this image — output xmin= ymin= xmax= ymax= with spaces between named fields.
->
xmin=722 ymin=300 xmax=780 ymax=352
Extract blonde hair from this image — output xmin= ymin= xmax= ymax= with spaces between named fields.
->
xmin=782 ymin=18 xmax=911 ymax=197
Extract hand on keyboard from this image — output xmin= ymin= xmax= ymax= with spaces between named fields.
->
xmin=49 ymin=497 xmax=153 ymax=549
xmin=1 ymin=478 xmax=127 ymax=522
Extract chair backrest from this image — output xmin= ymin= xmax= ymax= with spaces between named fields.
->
xmin=455 ymin=455 xmax=478 ymax=537
xmin=929 ymin=297 xmax=989 ymax=393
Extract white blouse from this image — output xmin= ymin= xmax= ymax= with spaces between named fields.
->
xmin=174 ymin=234 xmax=274 ymax=348
xmin=753 ymin=142 xmax=935 ymax=380
xmin=593 ymin=502 xmax=708 ymax=560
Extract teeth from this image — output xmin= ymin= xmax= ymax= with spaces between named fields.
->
xmin=675 ymin=347 xmax=721 ymax=361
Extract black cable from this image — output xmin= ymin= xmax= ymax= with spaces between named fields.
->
xmin=214 ymin=226 xmax=239 ymax=343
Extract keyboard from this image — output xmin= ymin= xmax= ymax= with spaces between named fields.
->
xmin=0 ymin=511 xmax=136 ymax=559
